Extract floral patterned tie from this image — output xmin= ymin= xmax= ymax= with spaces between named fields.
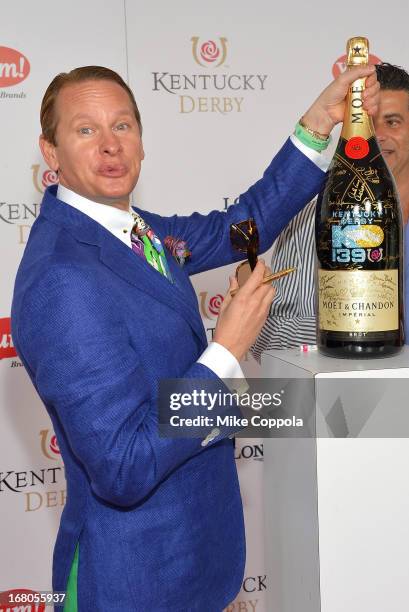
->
xmin=130 ymin=211 xmax=173 ymax=282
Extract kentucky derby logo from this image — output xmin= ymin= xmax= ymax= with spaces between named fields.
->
xmin=191 ymin=37 xmax=228 ymax=68
xmin=199 ymin=292 xmax=224 ymax=319
xmin=39 ymin=429 xmax=60 ymax=460
xmin=332 ymin=52 xmax=382 ymax=78
xmin=32 ymin=164 xmax=58 ymax=194
xmin=152 ymin=35 xmax=267 ymax=115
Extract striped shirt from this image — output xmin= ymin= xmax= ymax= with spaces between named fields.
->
xmin=250 ymin=198 xmax=316 ymax=362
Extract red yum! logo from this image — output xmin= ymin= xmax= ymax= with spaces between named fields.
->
xmin=0 ymin=589 xmax=45 ymax=611
xmin=0 ymin=318 xmax=17 ymax=359
xmin=0 ymin=46 xmax=30 ymax=87
xmin=332 ymin=52 xmax=382 ymax=77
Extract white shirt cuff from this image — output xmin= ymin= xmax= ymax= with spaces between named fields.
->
xmin=198 ymin=343 xmax=249 ymax=440
xmin=290 ymin=133 xmax=330 ymax=173
xmin=198 ymin=341 xmax=245 ymax=380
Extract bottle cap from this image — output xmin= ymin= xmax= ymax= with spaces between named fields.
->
xmin=347 ymin=37 xmax=369 ymax=67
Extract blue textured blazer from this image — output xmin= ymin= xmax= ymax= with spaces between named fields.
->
xmin=11 ymin=139 xmax=325 ymax=611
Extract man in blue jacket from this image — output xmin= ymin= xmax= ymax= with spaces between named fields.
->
xmin=11 ymin=64 xmax=378 ymax=611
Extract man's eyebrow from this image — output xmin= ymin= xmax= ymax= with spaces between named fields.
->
xmin=112 ymin=109 xmax=135 ymax=118
xmin=383 ymin=112 xmax=404 ymax=120
xmin=70 ymin=110 xmax=135 ymax=123
xmin=70 ymin=113 xmax=94 ymax=123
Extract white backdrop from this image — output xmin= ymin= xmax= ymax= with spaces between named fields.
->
xmin=1 ymin=2 xmax=409 ymax=610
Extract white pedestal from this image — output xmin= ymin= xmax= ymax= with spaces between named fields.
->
xmin=261 ymin=346 xmax=409 ymax=612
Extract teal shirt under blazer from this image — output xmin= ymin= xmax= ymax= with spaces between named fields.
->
xmin=11 ymin=139 xmax=325 ymax=611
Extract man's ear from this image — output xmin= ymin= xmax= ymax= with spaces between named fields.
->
xmin=141 ymin=142 xmax=145 ymax=161
xmin=39 ymin=135 xmax=59 ymax=171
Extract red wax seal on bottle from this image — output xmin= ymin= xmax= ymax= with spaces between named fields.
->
xmin=345 ymin=136 xmax=369 ymax=159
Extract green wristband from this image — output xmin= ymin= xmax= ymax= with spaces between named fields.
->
xmin=294 ymin=121 xmax=331 ymax=152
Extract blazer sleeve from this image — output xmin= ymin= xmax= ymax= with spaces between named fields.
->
xmin=14 ymin=265 xmax=237 ymax=508
xmin=145 ymin=138 xmax=326 ymax=275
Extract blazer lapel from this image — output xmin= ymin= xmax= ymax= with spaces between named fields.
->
xmin=98 ymin=236 xmax=207 ymax=345
xmin=40 ymin=187 xmax=207 ymax=347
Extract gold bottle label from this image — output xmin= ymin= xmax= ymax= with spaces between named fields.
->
xmin=341 ymin=37 xmax=376 ymax=143
xmin=318 ymin=269 xmax=399 ymax=332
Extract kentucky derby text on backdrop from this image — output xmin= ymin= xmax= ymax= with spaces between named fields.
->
xmin=0 ymin=201 xmax=39 ymax=245
xmin=0 ymin=164 xmax=56 ymax=245
xmin=0 ymin=429 xmax=65 ymax=512
xmin=224 ymin=574 xmax=267 ymax=611
xmin=152 ymin=36 xmax=267 ymax=114
xmin=225 ymin=599 xmax=259 ymax=611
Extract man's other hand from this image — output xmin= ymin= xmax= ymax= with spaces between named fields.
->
xmin=213 ymin=259 xmax=276 ymax=362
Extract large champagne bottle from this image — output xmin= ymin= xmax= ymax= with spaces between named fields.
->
xmin=315 ymin=37 xmax=404 ymax=358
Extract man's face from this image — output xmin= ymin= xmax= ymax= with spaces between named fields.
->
xmin=374 ymin=89 xmax=409 ymax=181
xmin=40 ymin=79 xmax=144 ymax=209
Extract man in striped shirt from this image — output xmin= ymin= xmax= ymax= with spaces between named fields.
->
xmin=251 ymin=63 xmax=409 ymax=361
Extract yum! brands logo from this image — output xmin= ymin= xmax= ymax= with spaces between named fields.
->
xmin=0 ymin=318 xmax=17 ymax=359
xmin=152 ymin=36 xmax=267 ymax=115
xmin=0 ymin=589 xmax=45 ymax=611
xmin=39 ymin=429 xmax=61 ymax=460
xmin=332 ymin=52 xmax=382 ymax=77
xmin=191 ymin=37 xmax=228 ymax=68
xmin=0 ymin=46 xmax=30 ymax=88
